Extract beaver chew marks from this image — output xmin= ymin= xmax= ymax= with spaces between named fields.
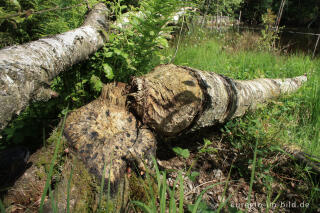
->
xmin=64 ymin=83 xmax=156 ymax=193
xmin=129 ymin=64 xmax=205 ymax=136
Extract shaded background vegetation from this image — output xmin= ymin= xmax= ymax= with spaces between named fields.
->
xmin=240 ymin=0 xmax=320 ymax=28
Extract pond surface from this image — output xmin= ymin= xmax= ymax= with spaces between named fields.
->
xmin=237 ymin=26 xmax=320 ymax=56
xmin=279 ymin=27 xmax=320 ymax=56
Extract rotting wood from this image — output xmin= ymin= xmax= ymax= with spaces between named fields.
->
xmin=0 ymin=3 xmax=109 ymax=131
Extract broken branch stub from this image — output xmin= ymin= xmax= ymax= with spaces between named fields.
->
xmin=129 ymin=64 xmax=307 ymax=136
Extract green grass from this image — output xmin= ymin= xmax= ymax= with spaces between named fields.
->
xmin=130 ymin=157 xmax=186 ymax=212
xmin=0 ymin=199 xmax=5 ymax=213
xmin=156 ymin=31 xmax=320 ymax=211
xmin=130 ymin=157 xmax=228 ymax=213
xmin=164 ymin=33 xmax=320 ymax=157
xmin=39 ymin=108 xmax=68 ymax=212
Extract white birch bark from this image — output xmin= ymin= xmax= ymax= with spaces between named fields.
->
xmin=129 ymin=64 xmax=307 ymax=136
xmin=0 ymin=3 xmax=109 ymax=131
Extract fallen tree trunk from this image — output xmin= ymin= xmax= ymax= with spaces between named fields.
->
xmin=64 ymin=64 xmax=307 ymax=199
xmin=2 ymin=64 xmax=309 ymax=212
xmin=0 ymin=3 xmax=109 ymax=131
xmin=129 ymin=64 xmax=307 ymax=136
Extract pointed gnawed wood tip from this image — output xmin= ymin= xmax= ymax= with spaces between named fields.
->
xmin=100 ymin=82 xmax=128 ymax=107
xmin=277 ymin=75 xmax=307 ymax=94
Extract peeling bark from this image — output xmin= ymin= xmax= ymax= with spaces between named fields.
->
xmin=0 ymin=3 xmax=109 ymax=131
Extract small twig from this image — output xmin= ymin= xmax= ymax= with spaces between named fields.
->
xmin=270 ymin=171 xmax=300 ymax=182
xmin=183 ymin=180 xmax=237 ymax=198
xmin=170 ymin=15 xmax=185 ymax=63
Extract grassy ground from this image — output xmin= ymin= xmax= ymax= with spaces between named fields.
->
xmin=128 ymin=30 xmax=320 ymax=212
xmin=163 ymin=30 xmax=320 ymax=158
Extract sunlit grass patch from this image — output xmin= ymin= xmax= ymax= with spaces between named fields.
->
xmin=164 ymin=33 xmax=320 ymax=156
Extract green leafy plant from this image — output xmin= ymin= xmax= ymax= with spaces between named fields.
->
xmin=199 ymin=138 xmax=218 ymax=154
xmin=258 ymin=9 xmax=280 ymax=51
xmin=89 ymin=0 xmax=181 ymax=84
xmin=172 ymin=147 xmax=190 ymax=159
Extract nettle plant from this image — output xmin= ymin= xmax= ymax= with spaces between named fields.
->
xmin=89 ymin=0 xmax=182 ymax=87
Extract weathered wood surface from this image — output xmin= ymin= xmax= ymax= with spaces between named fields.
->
xmin=0 ymin=3 xmax=109 ymax=131
xmin=64 ymin=83 xmax=157 ymax=192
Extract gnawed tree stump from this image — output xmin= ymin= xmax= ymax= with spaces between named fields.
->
xmin=63 ymin=64 xmax=307 ymax=200
xmin=2 ymin=127 xmax=130 ymax=212
xmin=64 ymin=83 xmax=157 ymax=193
xmin=2 ymin=64 xmax=309 ymax=212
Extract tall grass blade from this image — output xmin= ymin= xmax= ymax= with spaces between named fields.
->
xmin=217 ymin=166 xmax=233 ymax=212
xmin=66 ymin=166 xmax=73 ymax=213
xmin=49 ymin=185 xmax=58 ymax=213
xmin=150 ymin=156 xmax=160 ymax=211
xmin=152 ymin=156 xmax=161 ymax=193
xmin=169 ymin=176 xmax=179 ymax=213
xmin=178 ymin=172 xmax=184 ymax=213
xmin=160 ymin=172 xmax=167 ymax=213
xmin=0 ymin=199 xmax=5 ymax=213
xmin=246 ymin=139 xmax=258 ymax=213
xmin=130 ymin=201 xmax=153 ymax=213
xmin=39 ymin=108 xmax=68 ymax=212
xmin=216 ymin=194 xmax=233 ymax=212
xmin=192 ymin=182 xmax=225 ymax=213
xmin=98 ymin=153 xmax=112 ymax=212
